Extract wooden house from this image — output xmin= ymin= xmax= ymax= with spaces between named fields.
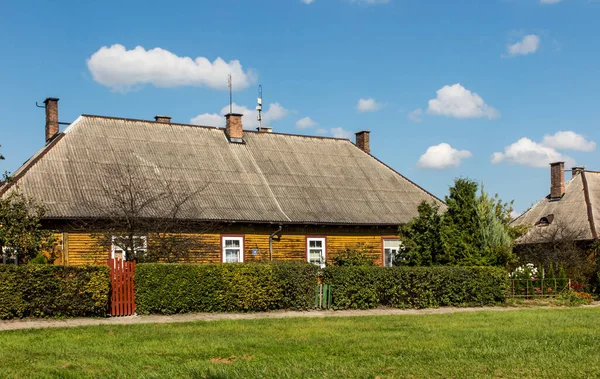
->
xmin=1 ymin=98 xmax=443 ymax=266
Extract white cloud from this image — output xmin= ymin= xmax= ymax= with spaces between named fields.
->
xmin=357 ymin=98 xmax=385 ymax=112
xmin=87 ymin=44 xmax=254 ymax=92
xmin=302 ymin=0 xmax=315 ymax=3
xmin=190 ymin=102 xmax=289 ymax=128
xmin=492 ymin=131 xmax=595 ymax=168
xmin=296 ymin=117 xmax=318 ymax=129
xmin=316 ymin=128 xmax=328 ymax=135
xmin=541 ymin=131 xmax=596 ymax=152
xmin=427 ymin=83 xmax=499 ymax=119
xmin=262 ymin=103 xmax=288 ymax=123
xmin=189 ymin=113 xmax=223 ymax=127
xmin=506 ymin=35 xmax=540 ymax=57
xmin=540 ymin=0 xmax=562 ymax=4
xmin=330 ymin=127 xmax=353 ymax=139
xmin=407 ymin=108 xmax=423 ymax=122
xmin=491 ymin=137 xmax=574 ymax=168
xmin=510 ymin=210 xmax=521 ymax=220
xmin=417 ymin=143 xmax=472 ymax=169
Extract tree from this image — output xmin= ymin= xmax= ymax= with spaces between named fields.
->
xmin=0 ymin=145 xmax=9 ymax=183
xmin=438 ymin=178 xmax=481 ymax=265
xmin=475 ymin=188 xmax=518 ymax=266
xmin=399 ymin=178 xmax=519 ymax=267
xmin=398 ymin=201 xmax=442 ymax=266
xmin=0 ymin=190 xmax=57 ymax=264
xmin=80 ymin=162 xmax=218 ymax=262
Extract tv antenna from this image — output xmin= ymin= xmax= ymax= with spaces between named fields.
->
xmin=227 ymin=74 xmax=233 ymax=114
xmin=256 ymin=85 xmax=263 ymax=129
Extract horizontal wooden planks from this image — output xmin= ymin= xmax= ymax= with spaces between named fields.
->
xmin=60 ymin=225 xmax=398 ymax=266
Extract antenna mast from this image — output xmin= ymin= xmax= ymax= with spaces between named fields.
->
xmin=256 ymin=85 xmax=263 ymax=129
xmin=228 ymin=74 xmax=233 ymax=114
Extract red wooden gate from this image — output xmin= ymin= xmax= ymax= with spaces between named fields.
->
xmin=107 ymin=258 xmax=136 ymax=316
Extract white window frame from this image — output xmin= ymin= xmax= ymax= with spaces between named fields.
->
xmin=111 ymin=235 xmax=147 ymax=260
xmin=222 ymin=236 xmax=244 ymax=263
xmin=383 ymin=239 xmax=401 ymax=267
xmin=306 ymin=237 xmax=326 ymax=268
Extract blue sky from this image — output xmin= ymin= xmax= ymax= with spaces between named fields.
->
xmin=1 ymin=0 xmax=599 ymax=215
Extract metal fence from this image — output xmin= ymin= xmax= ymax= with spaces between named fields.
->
xmin=507 ymin=278 xmax=571 ymax=298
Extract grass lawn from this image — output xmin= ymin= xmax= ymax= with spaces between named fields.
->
xmin=1 ymin=308 xmax=599 ymax=378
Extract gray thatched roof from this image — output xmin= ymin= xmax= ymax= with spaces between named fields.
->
xmin=511 ymin=171 xmax=600 ymax=243
xmin=2 ymin=115 xmax=442 ymax=225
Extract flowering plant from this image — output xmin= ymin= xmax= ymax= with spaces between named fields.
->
xmin=510 ymin=263 xmax=537 ymax=279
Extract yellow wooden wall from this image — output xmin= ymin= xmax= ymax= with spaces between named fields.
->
xmin=57 ymin=225 xmax=398 ymax=266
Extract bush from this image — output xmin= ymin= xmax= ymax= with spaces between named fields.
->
xmin=28 ymin=253 xmax=48 ymax=265
xmin=332 ymin=246 xmax=377 ymax=267
xmin=0 ymin=265 xmax=110 ymax=319
xmin=556 ymin=290 xmax=594 ymax=306
xmin=135 ymin=262 xmax=319 ymax=314
xmin=323 ymin=266 xmax=508 ymax=310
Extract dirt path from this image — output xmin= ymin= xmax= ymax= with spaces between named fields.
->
xmin=2 ymin=302 xmax=599 ymax=332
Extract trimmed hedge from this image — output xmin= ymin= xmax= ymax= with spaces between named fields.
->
xmin=0 ymin=265 xmax=110 ymax=319
xmin=322 ymin=266 xmax=508 ymax=309
xmin=135 ymin=262 xmax=319 ymax=314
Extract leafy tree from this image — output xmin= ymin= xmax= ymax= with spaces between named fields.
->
xmin=399 ymin=178 xmax=518 ymax=267
xmin=398 ymin=201 xmax=442 ymax=266
xmin=0 ymin=190 xmax=57 ymax=264
xmin=475 ymin=188 xmax=517 ymax=266
xmin=438 ymin=178 xmax=481 ymax=265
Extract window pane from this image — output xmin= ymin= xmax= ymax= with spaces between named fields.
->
xmin=225 ymin=249 xmax=240 ymax=263
xmin=384 ymin=248 xmax=393 ymax=267
xmin=225 ymin=239 xmax=240 ymax=248
xmin=383 ymin=239 xmax=400 ymax=249
xmin=114 ymin=249 xmax=124 ymax=260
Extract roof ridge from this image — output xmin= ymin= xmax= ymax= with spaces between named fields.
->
xmin=581 ymin=171 xmax=598 ymax=239
xmin=80 ymin=114 xmax=350 ymax=142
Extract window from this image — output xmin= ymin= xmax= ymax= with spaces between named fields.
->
xmin=2 ymin=246 xmax=16 ymax=264
xmin=383 ymin=239 xmax=401 ymax=267
xmin=111 ymin=236 xmax=147 ymax=260
xmin=535 ymin=214 xmax=554 ymax=227
xmin=222 ymin=236 xmax=244 ymax=263
xmin=307 ymin=237 xmax=326 ymax=268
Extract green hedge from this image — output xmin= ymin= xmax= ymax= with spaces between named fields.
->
xmin=322 ymin=266 xmax=508 ymax=309
xmin=135 ymin=262 xmax=319 ymax=314
xmin=0 ymin=265 xmax=110 ymax=319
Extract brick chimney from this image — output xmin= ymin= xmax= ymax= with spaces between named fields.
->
xmin=355 ymin=131 xmax=370 ymax=154
xmin=550 ymin=162 xmax=565 ymax=199
xmin=154 ymin=115 xmax=171 ymax=124
xmin=44 ymin=97 xmax=59 ymax=142
xmin=225 ymin=113 xmax=243 ymax=142
xmin=571 ymin=166 xmax=585 ymax=178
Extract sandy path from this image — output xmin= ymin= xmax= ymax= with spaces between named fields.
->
xmin=2 ymin=302 xmax=599 ymax=332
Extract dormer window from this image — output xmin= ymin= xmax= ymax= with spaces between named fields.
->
xmin=535 ymin=214 xmax=554 ymax=227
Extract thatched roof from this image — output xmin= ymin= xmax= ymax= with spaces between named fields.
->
xmin=2 ymin=115 xmax=442 ymax=225
xmin=511 ymin=171 xmax=600 ymax=243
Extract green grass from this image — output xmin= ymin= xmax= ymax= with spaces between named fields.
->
xmin=1 ymin=308 xmax=600 ymax=378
